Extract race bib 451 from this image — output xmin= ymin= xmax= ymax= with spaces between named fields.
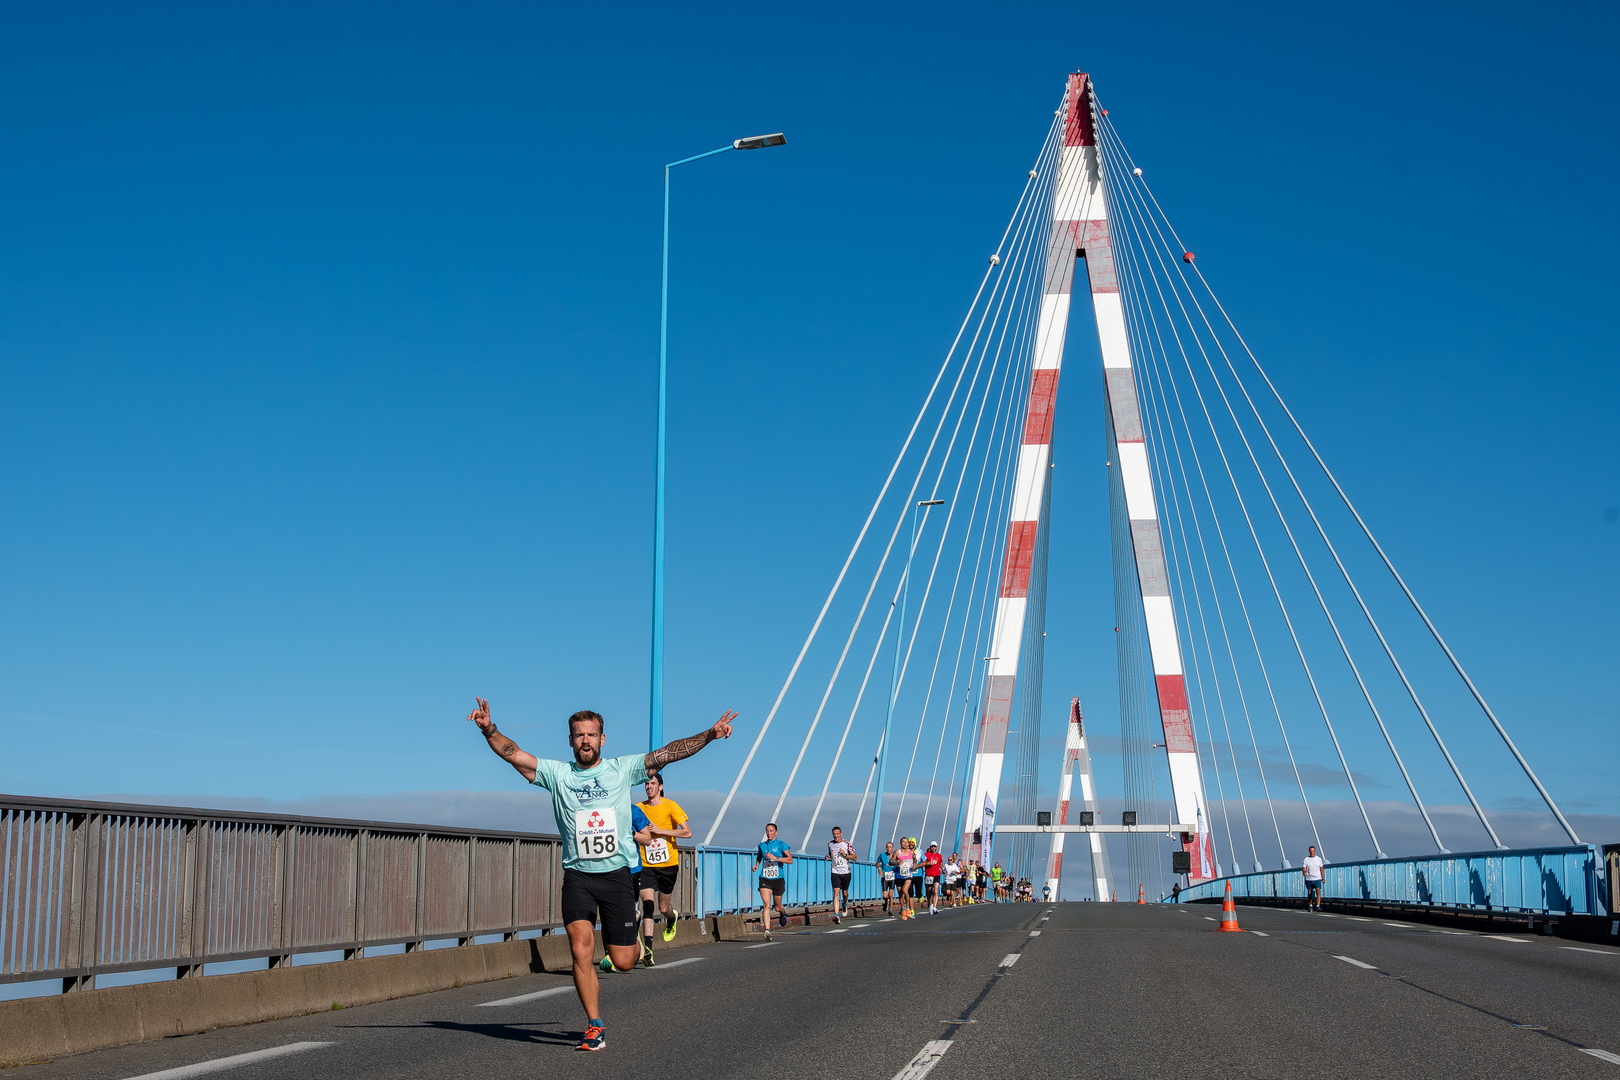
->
xmin=574 ymin=807 xmax=619 ymax=858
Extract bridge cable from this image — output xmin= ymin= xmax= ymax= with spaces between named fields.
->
xmin=702 ymin=121 xmax=1060 ymax=847
xmin=1106 ymin=129 xmax=1551 ymax=845
xmin=790 ymin=126 xmax=1062 ymax=848
xmin=1101 ymin=121 xmax=1450 ymax=854
xmin=1114 ymin=202 xmax=1292 ymax=870
xmin=1093 ymin=122 xmax=1376 ymax=858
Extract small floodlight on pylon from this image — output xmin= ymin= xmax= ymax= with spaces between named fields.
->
xmin=1136 ymin=884 xmax=1146 ymax=905
xmin=1217 ymin=881 xmax=1242 ymax=932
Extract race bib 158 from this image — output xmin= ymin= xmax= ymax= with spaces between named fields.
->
xmin=574 ymin=807 xmax=618 ymax=858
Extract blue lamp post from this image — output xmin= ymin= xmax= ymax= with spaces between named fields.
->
xmin=651 ymin=132 xmax=787 ymax=752
xmin=868 ymin=498 xmax=945 ymax=861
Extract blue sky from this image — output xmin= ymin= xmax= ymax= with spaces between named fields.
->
xmin=0 ymin=1 xmax=1614 ymax=864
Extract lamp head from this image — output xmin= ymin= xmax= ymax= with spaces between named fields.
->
xmin=733 ymin=133 xmax=787 ymax=150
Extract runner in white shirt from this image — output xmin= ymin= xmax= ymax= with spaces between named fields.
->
xmin=943 ymin=854 xmax=962 ymax=908
xmin=826 ymin=826 xmax=856 ymax=923
xmin=1301 ymin=845 xmax=1326 ymax=911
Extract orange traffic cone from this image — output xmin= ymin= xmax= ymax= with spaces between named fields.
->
xmin=1136 ymin=884 xmax=1146 ymax=905
xmin=1216 ymin=881 xmax=1242 ymax=931
xmin=1111 ymin=889 xmax=1117 ymax=902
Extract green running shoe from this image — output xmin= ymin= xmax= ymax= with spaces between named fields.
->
xmin=661 ymin=908 xmax=679 ymax=943
xmin=597 ymin=955 xmax=614 ymax=973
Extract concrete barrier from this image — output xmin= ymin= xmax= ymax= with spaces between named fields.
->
xmin=0 ymin=918 xmax=722 ymax=1065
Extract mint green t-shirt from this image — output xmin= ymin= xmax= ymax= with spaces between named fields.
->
xmin=529 ymin=753 xmax=650 ymax=872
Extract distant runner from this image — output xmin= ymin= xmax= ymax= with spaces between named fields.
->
xmin=990 ymin=862 xmax=1003 ymax=902
xmin=895 ymin=838 xmax=917 ymax=919
xmin=826 ymin=826 xmax=856 ymax=923
xmin=923 ymin=842 xmax=943 ymax=915
xmin=468 ymin=697 xmax=735 ymax=1052
xmin=1302 ymin=845 xmax=1326 ymax=911
xmin=753 ymin=823 xmax=793 ymax=939
xmin=635 ymin=774 xmax=690 ymax=964
xmin=878 ymin=841 xmax=899 ymax=915
xmin=942 ymin=853 xmax=962 ymax=908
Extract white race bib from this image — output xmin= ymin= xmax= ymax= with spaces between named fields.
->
xmin=645 ymin=838 xmax=670 ymax=865
xmin=573 ymin=807 xmax=619 ymax=858
xmin=883 ymin=871 xmax=895 ymax=882
xmin=761 ymin=862 xmax=781 ymax=880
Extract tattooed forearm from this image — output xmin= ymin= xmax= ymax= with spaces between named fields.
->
xmin=645 ymin=731 xmax=712 ymax=771
xmin=496 ymin=740 xmax=518 ymax=758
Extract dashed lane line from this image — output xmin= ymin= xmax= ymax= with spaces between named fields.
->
xmin=1333 ymin=955 xmax=1377 ymax=970
xmin=744 ymin=942 xmax=780 ymax=948
xmin=1251 ymin=931 xmax=1269 ymax=937
xmin=1485 ymin=937 xmax=1530 ymax=943
xmin=120 ymin=1043 xmax=333 ymax=1080
xmin=1202 ymin=916 xmax=1216 ymax=922
xmin=652 ymin=957 xmax=709 ymax=969
xmin=998 ymin=953 xmax=1020 ymax=968
xmin=478 ymin=986 xmax=573 ymax=1007
xmin=1562 ymin=947 xmax=1614 ymax=955
xmin=1381 ymin=922 xmax=1409 ymax=928
xmin=1028 ymin=931 xmax=1042 ymax=937
xmin=891 ymin=1040 xmax=953 ymax=1080
xmin=1579 ymin=1049 xmax=1620 ymax=1065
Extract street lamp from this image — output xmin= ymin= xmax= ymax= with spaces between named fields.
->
xmin=651 ymin=133 xmax=787 ymax=752
xmin=868 ymin=499 xmax=946 ymax=861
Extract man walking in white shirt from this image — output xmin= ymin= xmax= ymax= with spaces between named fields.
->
xmin=1301 ymin=845 xmax=1326 ymax=911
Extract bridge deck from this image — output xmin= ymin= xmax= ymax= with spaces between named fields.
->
xmin=17 ymin=902 xmax=1619 ymax=1079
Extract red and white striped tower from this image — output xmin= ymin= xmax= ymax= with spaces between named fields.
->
xmin=1068 ymin=72 xmax=1215 ymax=880
xmin=961 ymin=77 xmax=1099 ymax=864
xmin=1043 ymin=696 xmax=1110 ymax=901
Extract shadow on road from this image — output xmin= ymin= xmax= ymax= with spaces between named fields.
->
xmin=343 ymin=1020 xmax=579 ymax=1047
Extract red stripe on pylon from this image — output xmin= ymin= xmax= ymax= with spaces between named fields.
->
xmin=1000 ymin=521 xmax=1038 ymax=598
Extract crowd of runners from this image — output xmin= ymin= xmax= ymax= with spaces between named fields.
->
xmin=466 ymin=697 xmax=1043 ymax=1052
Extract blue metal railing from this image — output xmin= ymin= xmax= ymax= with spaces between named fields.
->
xmin=694 ymin=848 xmax=883 ymax=915
xmin=1177 ymin=844 xmax=1608 ymax=916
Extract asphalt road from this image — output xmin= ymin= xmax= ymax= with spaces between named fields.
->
xmin=20 ymin=902 xmax=1620 ymax=1079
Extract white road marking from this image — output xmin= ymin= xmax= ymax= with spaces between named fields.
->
xmin=1382 ymin=922 xmax=1409 ymax=928
xmin=826 ymin=928 xmax=850 ymax=934
xmin=1438 ymin=930 xmax=1470 ymax=935
xmin=1251 ymin=931 xmax=1269 ymax=937
xmin=999 ymin=953 xmax=1021 ymax=968
xmin=1203 ymin=916 xmax=1216 ymax=922
xmin=1579 ymin=1049 xmax=1620 ymax=1065
xmin=1562 ymin=947 xmax=1614 ymax=955
xmin=1333 ymin=955 xmax=1377 ymax=970
xmin=477 ymin=986 xmax=573 ymax=1007
xmin=652 ymin=957 xmax=708 ymax=969
xmin=1486 ymin=937 xmax=1530 ymax=943
xmin=744 ymin=942 xmax=780 ymax=948
xmin=1316 ymin=912 xmax=1340 ymax=918
xmin=1028 ymin=930 xmax=1042 ymax=937
xmin=1345 ymin=916 xmax=1375 ymax=922
xmin=120 ymin=1043 xmax=333 ymax=1080
xmin=892 ymin=1040 xmax=954 ymax=1080
xmin=879 ymin=918 xmax=896 ymax=922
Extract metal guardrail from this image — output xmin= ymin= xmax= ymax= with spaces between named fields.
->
xmin=694 ymin=848 xmax=882 ymax=914
xmin=0 ymin=794 xmax=698 ymax=992
xmin=1177 ymin=844 xmax=1610 ymax=915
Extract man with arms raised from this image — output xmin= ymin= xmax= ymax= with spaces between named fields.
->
xmin=468 ymin=697 xmax=735 ymax=1052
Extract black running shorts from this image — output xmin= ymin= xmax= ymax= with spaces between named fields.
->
xmin=561 ymin=867 xmax=639 ymax=947
xmin=830 ymin=872 xmax=852 ymax=891
xmin=638 ymin=864 xmax=679 ymax=896
xmin=759 ymin=876 xmax=786 ymax=895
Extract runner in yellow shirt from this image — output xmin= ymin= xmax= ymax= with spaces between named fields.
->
xmin=635 ymin=774 xmax=691 ymax=965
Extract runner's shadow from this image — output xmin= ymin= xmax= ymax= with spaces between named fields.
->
xmin=344 ymin=1021 xmax=579 ymax=1047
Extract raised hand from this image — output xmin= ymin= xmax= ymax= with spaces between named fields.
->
xmin=711 ymin=709 xmax=737 ymax=740
xmin=468 ymin=696 xmax=494 ymax=734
